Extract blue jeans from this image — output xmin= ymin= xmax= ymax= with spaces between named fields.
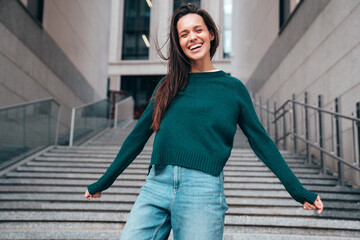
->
xmin=120 ymin=164 xmax=229 ymax=240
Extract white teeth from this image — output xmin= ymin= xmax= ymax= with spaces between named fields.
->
xmin=189 ymin=44 xmax=202 ymax=50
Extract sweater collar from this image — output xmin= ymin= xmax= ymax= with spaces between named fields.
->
xmin=188 ymin=70 xmax=227 ymax=78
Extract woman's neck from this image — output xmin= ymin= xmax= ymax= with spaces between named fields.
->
xmin=190 ymin=59 xmax=216 ymax=73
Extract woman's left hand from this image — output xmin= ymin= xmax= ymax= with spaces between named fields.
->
xmin=303 ymin=195 xmax=323 ymax=214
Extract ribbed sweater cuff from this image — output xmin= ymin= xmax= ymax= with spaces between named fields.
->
xmin=301 ymin=188 xmax=318 ymax=204
xmin=87 ymin=182 xmax=100 ymax=195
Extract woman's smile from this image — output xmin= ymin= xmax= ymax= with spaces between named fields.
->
xmin=188 ymin=42 xmax=203 ymax=52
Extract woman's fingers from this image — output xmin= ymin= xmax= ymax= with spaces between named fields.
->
xmin=314 ymin=195 xmax=324 ymax=214
xmin=93 ymin=192 xmax=102 ymax=198
xmin=303 ymin=202 xmax=315 ymax=210
xmin=84 ymin=189 xmax=102 ymax=199
xmin=303 ymin=195 xmax=324 ymax=214
xmin=84 ymin=189 xmax=93 ymax=199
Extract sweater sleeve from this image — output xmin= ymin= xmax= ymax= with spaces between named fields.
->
xmin=235 ymin=81 xmax=318 ymax=204
xmin=87 ymin=79 xmax=163 ymax=194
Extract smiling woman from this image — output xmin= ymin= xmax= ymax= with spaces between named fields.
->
xmin=85 ymin=3 xmax=323 ymax=240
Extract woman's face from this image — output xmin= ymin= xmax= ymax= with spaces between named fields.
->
xmin=177 ymin=13 xmax=214 ymax=64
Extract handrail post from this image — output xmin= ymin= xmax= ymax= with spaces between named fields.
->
xmin=305 ymin=92 xmax=311 ymax=164
xmin=114 ymin=101 xmax=119 ymax=128
xmin=48 ymin=101 xmax=51 ymax=144
xmin=107 ymin=99 xmax=111 ymax=128
xmin=23 ymin=106 xmax=26 ymax=153
xmin=260 ymin=96 xmax=263 ymax=125
xmin=283 ymin=106 xmax=287 ymax=150
xmin=335 ymin=97 xmax=344 ymax=186
xmin=274 ymin=102 xmax=278 ymax=146
xmin=54 ymin=104 xmax=61 ymax=146
xmin=356 ymin=102 xmax=360 ymax=168
xmin=266 ymin=99 xmax=271 ymax=135
xmin=292 ymin=94 xmax=298 ymax=155
xmin=318 ymin=95 xmax=326 ymax=175
xmin=69 ymin=108 xmax=76 ymax=147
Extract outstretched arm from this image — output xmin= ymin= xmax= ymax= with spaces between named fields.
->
xmin=235 ymin=80 xmax=321 ymax=211
xmin=86 ymin=79 xmax=163 ymax=196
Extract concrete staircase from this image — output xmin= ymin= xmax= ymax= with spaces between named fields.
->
xmin=0 ymin=122 xmax=360 ymax=239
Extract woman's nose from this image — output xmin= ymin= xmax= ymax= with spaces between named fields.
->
xmin=189 ymin=31 xmax=197 ymax=40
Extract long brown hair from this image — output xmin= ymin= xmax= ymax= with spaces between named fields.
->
xmin=150 ymin=4 xmax=219 ymax=132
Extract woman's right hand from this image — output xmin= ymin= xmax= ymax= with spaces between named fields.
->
xmin=84 ymin=188 xmax=102 ymax=199
xmin=303 ymin=195 xmax=323 ymax=214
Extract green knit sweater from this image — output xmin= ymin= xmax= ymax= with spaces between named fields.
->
xmin=87 ymin=70 xmax=318 ymax=204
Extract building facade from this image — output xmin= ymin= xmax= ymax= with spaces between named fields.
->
xmin=0 ymin=0 xmax=111 ymax=141
xmin=232 ymin=0 xmax=360 ymax=185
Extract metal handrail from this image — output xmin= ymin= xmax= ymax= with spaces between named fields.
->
xmin=0 ymin=97 xmax=60 ymax=110
xmin=253 ymin=92 xmax=360 ymax=187
xmin=291 ymin=132 xmax=360 ymax=171
xmin=72 ymin=98 xmax=107 ymax=110
xmin=275 ymin=99 xmax=360 ymax=122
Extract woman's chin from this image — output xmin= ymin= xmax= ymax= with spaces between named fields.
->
xmin=186 ymin=53 xmax=206 ymax=62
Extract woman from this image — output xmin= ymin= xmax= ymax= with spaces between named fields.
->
xmin=85 ymin=4 xmax=323 ymax=239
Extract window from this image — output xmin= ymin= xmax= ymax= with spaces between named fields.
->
xmin=223 ymin=0 xmax=232 ymax=58
xmin=279 ymin=0 xmax=303 ymax=30
xmin=121 ymin=75 xmax=164 ymax=108
xmin=173 ymin=0 xmax=201 ymax=12
xmin=122 ymin=0 xmax=151 ymax=60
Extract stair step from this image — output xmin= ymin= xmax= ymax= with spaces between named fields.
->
xmin=27 ymin=159 xmax=311 ymax=169
xmin=224 ymin=228 xmax=360 ymax=239
xmin=0 ymin=229 xmax=358 ymax=240
xmin=1 ymin=185 xmax=359 ymax=202
xmin=4 ymin=172 xmax=338 ymax=184
xmin=0 ymin=179 xmax=360 ymax=194
xmin=1 ymin=211 xmax=359 ymax=231
xmin=0 ymin=210 xmax=128 ymax=222
xmin=1 ymin=198 xmax=359 ymax=211
xmin=15 ymin=166 xmax=321 ymax=175
xmin=1 ymin=201 xmax=359 ymax=220
xmin=0 ymin=177 xmax=339 ymax=191
xmin=43 ymin=151 xmax=307 ymax=161
xmin=224 ymin=215 xmax=360 ymax=231
xmin=0 ymin=230 xmax=122 ymax=240
xmin=1 ymin=193 xmax=358 ymax=209
xmin=222 ymin=233 xmax=360 ymax=240
xmin=0 ymin=221 xmax=123 ymax=231
xmin=33 ymin=156 xmax=308 ymax=165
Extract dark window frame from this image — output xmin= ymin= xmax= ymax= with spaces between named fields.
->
xmin=121 ymin=0 xmax=151 ymax=60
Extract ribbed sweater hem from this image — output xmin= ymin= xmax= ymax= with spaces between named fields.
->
xmin=149 ymin=147 xmax=227 ymax=176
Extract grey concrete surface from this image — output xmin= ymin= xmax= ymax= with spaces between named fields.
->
xmin=0 ymin=124 xmax=359 ymax=239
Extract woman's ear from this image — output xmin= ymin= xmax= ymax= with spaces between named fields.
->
xmin=210 ymin=31 xmax=215 ymax=41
